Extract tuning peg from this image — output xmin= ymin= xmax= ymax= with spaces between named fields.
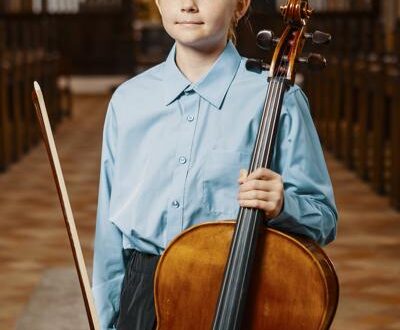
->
xmin=245 ymin=58 xmax=270 ymax=73
xmin=304 ymin=30 xmax=332 ymax=45
xmin=256 ymin=30 xmax=279 ymax=50
xmin=298 ymin=53 xmax=327 ymax=71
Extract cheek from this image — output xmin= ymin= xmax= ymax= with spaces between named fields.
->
xmin=158 ymin=4 xmax=178 ymax=25
xmin=159 ymin=10 xmax=177 ymax=36
xmin=207 ymin=10 xmax=233 ymax=33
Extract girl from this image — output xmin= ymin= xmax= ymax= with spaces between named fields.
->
xmin=92 ymin=0 xmax=338 ymax=329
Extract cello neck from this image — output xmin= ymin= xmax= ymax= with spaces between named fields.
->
xmin=212 ymin=77 xmax=290 ymax=330
xmin=249 ymin=77 xmax=289 ymax=172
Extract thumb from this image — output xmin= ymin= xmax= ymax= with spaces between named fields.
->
xmin=238 ymin=169 xmax=248 ymax=182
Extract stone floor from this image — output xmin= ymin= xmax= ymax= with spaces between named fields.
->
xmin=0 ymin=94 xmax=399 ymax=329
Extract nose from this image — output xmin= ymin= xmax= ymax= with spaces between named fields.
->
xmin=181 ymin=0 xmax=198 ymax=13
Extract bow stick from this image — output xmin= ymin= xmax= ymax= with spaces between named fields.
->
xmin=32 ymin=81 xmax=100 ymax=330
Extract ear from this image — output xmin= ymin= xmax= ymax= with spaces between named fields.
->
xmin=236 ymin=0 xmax=251 ymax=21
xmin=154 ymin=0 xmax=162 ymax=14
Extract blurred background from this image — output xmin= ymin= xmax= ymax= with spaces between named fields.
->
xmin=0 ymin=0 xmax=399 ymax=329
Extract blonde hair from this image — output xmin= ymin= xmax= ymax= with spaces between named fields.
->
xmin=228 ymin=0 xmax=248 ymax=45
xmin=228 ymin=19 xmax=238 ymax=45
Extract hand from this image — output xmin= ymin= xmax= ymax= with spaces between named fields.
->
xmin=237 ymin=167 xmax=284 ymax=219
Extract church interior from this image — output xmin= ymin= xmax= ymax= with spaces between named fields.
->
xmin=0 ymin=0 xmax=399 ymax=329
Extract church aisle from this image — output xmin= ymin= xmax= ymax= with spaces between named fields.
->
xmin=0 ymin=95 xmax=109 ymax=329
xmin=0 ymin=94 xmax=399 ymax=329
xmin=326 ymin=157 xmax=400 ymax=329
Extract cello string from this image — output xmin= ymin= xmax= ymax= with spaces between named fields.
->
xmin=220 ymin=25 xmax=298 ymax=330
xmin=239 ymin=79 xmax=279 ymax=223
xmin=259 ymin=31 xmax=290 ymax=170
xmin=243 ymin=31 xmax=291 ymax=222
xmin=221 ymin=68 xmax=283 ymax=328
xmin=253 ymin=29 xmax=289 ymax=173
xmin=256 ymin=31 xmax=290 ymax=176
xmin=237 ymin=71 xmax=278 ymax=221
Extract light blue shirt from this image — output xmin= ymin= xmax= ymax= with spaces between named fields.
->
xmin=92 ymin=41 xmax=338 ymax=329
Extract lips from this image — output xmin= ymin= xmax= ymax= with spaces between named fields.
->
xmin=176 ymin=21 xmax=204 ymax=25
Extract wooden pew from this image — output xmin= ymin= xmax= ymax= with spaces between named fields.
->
xmin=388 ymin=20 xmax=400 ymax=209
xmin=354 ymin=60 xmax=374 ymax=181
xmin=330 ymin=17 xmax=363 ymax=159
xmin=371 ymin=57 xmax=397 ymax=197
xmin=300 ymin=12 xmax=375 ymax=160
xmin=20 ymin=16 xmax=37 ymax=152
xmin=301 ymin=48 xmax=326 ymax=144
xmin=29 ymin=16 xmax=47 ymax=145
xmin=26 ymin=16 xmax=43 ymax=146
xmin=0 ymin=11 xmax=65 ymax=172
xmin=389 ymin=67 xmax=400 ymax=209
xmin=325 ymin=17 xmax=345 ymax=154
xmin=0 ymin=20 xmax=11 ymax=171
xmin=4 ymin=17 xmax=24 ymax=162
xmin=41 ymin=15 xmax=61 ymax=128
xmin=11 ymin=16 xmax=32 ymax=155
xmin=341 ymin=15 xmax=374 ymax=171
xmin=355 ymin=21 xmax=385 ymax=181
xmin=341 ymin=59 xmax=359 ymax=170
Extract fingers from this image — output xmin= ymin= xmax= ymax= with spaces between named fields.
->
xmin=239 ymin=167 xmax=280 ymax=181
xmin=237 ymin=199 xmax=281 ymax=218
xmin=238 ymin=178 xmax=281 ymax=193
xmin=238 ymin=167 xmax=282 ymax=190
xmin=236 ymin=167 xmax=284 ymax=219
xmin=237 ymin=189 xmax=280 ymax=202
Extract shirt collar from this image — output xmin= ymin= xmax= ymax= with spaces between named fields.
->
xmin=163 ymin=40 xmax=242 ymax=109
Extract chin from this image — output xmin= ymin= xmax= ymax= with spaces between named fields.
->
xmin=166 ymin=26 xmax=211 ymax=44
xmin=174 ymin=34 xmax=225 ymax=52
xmin=169 ymin=28 xmax=204 ymax=41
xmin=177 ymin=37 xmax=207 ymax=47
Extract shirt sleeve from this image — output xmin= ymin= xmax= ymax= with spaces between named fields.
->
xmin=269 ymin=85 xmax=338 ymax=246
xmin=92 ymin=99 xmax=125 ymax=330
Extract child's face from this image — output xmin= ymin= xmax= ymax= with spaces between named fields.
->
xmin=155 ymin=0 xmax=239 ymax=50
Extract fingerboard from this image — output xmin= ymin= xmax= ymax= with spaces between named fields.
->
xmin=212 ymin=77 xmax=290 ymax=330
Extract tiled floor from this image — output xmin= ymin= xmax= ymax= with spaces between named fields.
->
xmin=0 ymin=94 xmax=399 ymax=329
xmin=0 ymin=95 xmax=106 ymax=329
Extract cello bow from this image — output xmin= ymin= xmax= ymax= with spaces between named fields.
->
xmin=32 ymin=81 xmax=100 ymax=330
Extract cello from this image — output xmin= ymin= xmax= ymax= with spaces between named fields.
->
xmin=154 ymin=1 xmax=339 ymax=329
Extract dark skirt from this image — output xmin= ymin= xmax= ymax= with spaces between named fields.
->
xmin=115 ymin=248 xmax=160 ymax=330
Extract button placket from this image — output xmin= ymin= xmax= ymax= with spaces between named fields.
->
xmin=166 ymin=91 xmax=200 ymax=242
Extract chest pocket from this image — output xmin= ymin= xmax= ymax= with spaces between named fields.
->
xmin=202 ymin=149 xmax=251 ymax=216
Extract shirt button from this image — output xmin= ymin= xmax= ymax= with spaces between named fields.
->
xmin=179 ymin=156 xmax=187 ymax=164
xmin=172 ymin=200 xmax=180 ymax=208
xmin=187 ymin=115 xmax=194 ymax=122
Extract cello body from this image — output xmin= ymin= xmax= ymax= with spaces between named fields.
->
xmin=154 ymin=221 xmax=338 ymax=330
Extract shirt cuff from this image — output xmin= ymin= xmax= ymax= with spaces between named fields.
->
xmin=270 ymin=189 xmax=293 ymax=223
xmin=267 ymin=190 xmax=305 ymax=233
